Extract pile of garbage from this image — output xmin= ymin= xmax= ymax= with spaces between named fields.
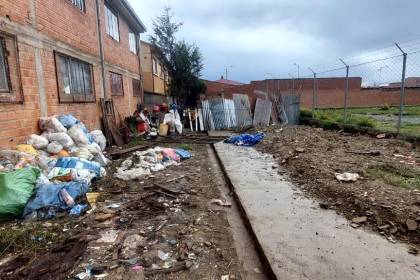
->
xmin=0 ymin=114 xmax=108 ymax=221
xmin=115 ymin=147 xmax=191 ymax=181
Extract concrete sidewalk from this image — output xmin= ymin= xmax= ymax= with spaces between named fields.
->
xmin=214 ymin=142 xmax=420 ymax=280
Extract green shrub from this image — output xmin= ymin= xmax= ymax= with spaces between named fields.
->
xmin=300 ymin=109 xmax=312 ymax=118
xmin=356 ymin=117 xmax=376 ymax=128
xmin=380 ymin=103 xmax=390 ymax=111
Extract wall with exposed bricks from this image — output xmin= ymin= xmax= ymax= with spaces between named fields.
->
xmin=213 ymin=78 xmax=420 ymax=109
xmin=0 ymin=0 xmax=143 ymax=148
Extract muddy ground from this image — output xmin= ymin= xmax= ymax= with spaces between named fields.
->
xmin=257 ymin=125 xmax=420 ymax=251
xmin=0 ymin=144 xmax=242 ymax=279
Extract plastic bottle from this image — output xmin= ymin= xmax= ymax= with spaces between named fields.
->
xmin=60 ymin=189 xmax=75 ymax=207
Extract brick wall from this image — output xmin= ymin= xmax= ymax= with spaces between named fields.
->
xmin=0 ymin=0 xmax=144 ymax=149
xmin=217 ymin=78 xmax=420 ymax=110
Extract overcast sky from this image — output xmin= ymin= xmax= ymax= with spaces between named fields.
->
xmin=128 ymin=0 xmax=420 ymax=83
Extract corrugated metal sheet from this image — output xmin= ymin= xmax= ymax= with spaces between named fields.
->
xmin=253 ymin=98 xmax=272 ymax=127
xmin=282 ymin=95 xmax=301 ymax=125
xmin=233 ymin=94 xmax=253 ymax=129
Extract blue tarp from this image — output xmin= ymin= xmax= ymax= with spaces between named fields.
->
xmin=55 ymin=157 xmax=103 ymax=177
xmin=224 ymin=132 xmax=265 ymax=147
xmin=175 ymin=149 xmax=192 ymax=159
xmin=23 ymin=181 xmax=89 ymax=218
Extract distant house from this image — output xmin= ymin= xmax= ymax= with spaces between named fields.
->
xmin=387 ymin=77 xmax=420 ymax=89
xmin=203 ymin=76 xmax=244 ymax=96
xmin=140 ymin=41 xmax=170 ymax=108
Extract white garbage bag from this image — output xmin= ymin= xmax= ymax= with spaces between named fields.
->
xmin=47 ymin=132 xmax=75 ymax=149
xmin=26 ymin=134 xmax=49 ymax=150
xmin=90 ymin=130 xmax=107 ymax=151
xmin=39 ymin=117 xmax=67 ymax=133
xmin=68 ymin=125 xmax=89 ymax=146
xmin=46 ymin=141 xmax=63 ymax=154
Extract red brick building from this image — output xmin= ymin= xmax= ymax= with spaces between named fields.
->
xmin=205 ymin=77 xmax=420 ymax=109
xmin=0 ymin=0 xmax=146 ymax=148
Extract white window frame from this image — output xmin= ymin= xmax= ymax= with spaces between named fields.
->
xmin=105 ymin=4 xmax=119 ymax=42
xmin=129 ymin=31 xmax=137 ymax=54
xmin=152 ymin=58 xmax=158 ymax=75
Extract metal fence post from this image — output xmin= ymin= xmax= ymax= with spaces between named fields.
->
xmin=339 ymin=59 xmax=350 ymax=121
xmin=308 ymin=68 xmax=316 ymax=118
xmin=395 ymin=43 xmax=407 ymax=134
xmin=288 ymin=73 xmax=295 ymax=95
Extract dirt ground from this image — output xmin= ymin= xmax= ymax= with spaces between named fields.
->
xmin=0 ymin=144 xmax=242 ymax=279
xmin=257 ymin=125 xmax=420 ymax=251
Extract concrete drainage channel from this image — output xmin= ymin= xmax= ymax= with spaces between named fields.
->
xmin=207 ymin=144 xmax=272 ymax=280
xmin=212 ymin=142 xmax=420 ymax=279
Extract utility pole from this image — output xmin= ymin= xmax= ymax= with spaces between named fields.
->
xmin=395 ymin=43 xmax=407 ymax=134
xmin=308 ymin=67 xmax=317 ymax=119
xmin=288 ymin=73 xmax=295 ymax=95
xmin=339 ymin=59 xmax=350 ymax=121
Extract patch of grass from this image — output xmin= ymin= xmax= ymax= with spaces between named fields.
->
xmin=365 ymin=165 xmax=420 ymax=189
xmin=178 ymin=143 xmax=192 ymax=151
xmin=300 ymin=108 xmax=313 ymax=118
xmin=0 ymin=223 xmax=59 ymax=258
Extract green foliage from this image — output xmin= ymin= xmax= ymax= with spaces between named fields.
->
xmin=150 ymin=8 xmax=204 ymax=107
xmin=365 ymin=165 xmax=420 ymax=189
xmin=300 ymin=108 xmax=312 ymax=118
xmin=380 ymin=103 xmax=390 ymax=111
xmin=178 ymin=143 xmax=192 ymax=151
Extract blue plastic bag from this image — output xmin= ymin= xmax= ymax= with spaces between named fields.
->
xmin=69 ymin=204 xmax=88 ymax=216
xmin=23 ymin=181 xmax=89 ymax=218
xmin=58 ymin=114 xmax=79 ymax=129
xmin=224 ymin=132 xmax=265 ymax=147
xmin=175 ymin=149 xmax=192 ymax=160
xmin=55 ymin=157 xmax=103 ymax=177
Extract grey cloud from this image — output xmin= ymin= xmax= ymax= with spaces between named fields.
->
xmin=130 ymin=0 xmax=420 ymax=82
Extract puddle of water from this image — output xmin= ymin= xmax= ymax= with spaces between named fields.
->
xmin=215 ymin=143 xmax=420 ymax=280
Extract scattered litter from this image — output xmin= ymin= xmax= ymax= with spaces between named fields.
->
xmin=211 ymin=199 xmax=232 ymax=208
xmin=295 ymin=147 xmax=305 ymax=153
xmin=335 ymin=172 xmax=360 ymax=182
xmin=115 ymin=147 xmax=190 ymax=181
xmin=406 ymin=219 xmax=418 ymax=231
xmin=97 ymin=229 xmax=119 ymax=243
xmin=376 ymin=133 xmax=386 ymax=139
xmin=69 ymin=204 xmax=88 ymax=216
xmin=158 ymin=250 xmax=170 ymax=261
xmin=224 ymin=132 xmax=265 ymax=146
xmin=352 ymin=216 xmax=368 ymax=224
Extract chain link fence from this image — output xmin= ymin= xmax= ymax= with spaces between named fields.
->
xmin=295 ymin=41 xmax=420 ymax=137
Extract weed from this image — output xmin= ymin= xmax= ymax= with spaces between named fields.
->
xmin=178 ymin=143 xmax=192 ymax=150
xmin=365 ymin=165 xmax=420 ymax=189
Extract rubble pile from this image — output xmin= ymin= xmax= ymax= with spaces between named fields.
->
xmin=0 ymin=114 xmax=108 ymax=220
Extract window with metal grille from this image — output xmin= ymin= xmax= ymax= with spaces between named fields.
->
xmin=132 ymin=78 xmax=141 ymax=97
xmin=105 ymin=4 xmax=119 ymax=42
xmin=129 ymin=31 xmax=137 ymax=54
xmin=69 ymin=0 xmax=85 ymax=12
xmin=0 ymin=32 xmax=23 ymax=103
xmin=55 ymin=52 xmax=95 ymax=103
xmin=110 ymin=72 xmax=123 ymax=96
